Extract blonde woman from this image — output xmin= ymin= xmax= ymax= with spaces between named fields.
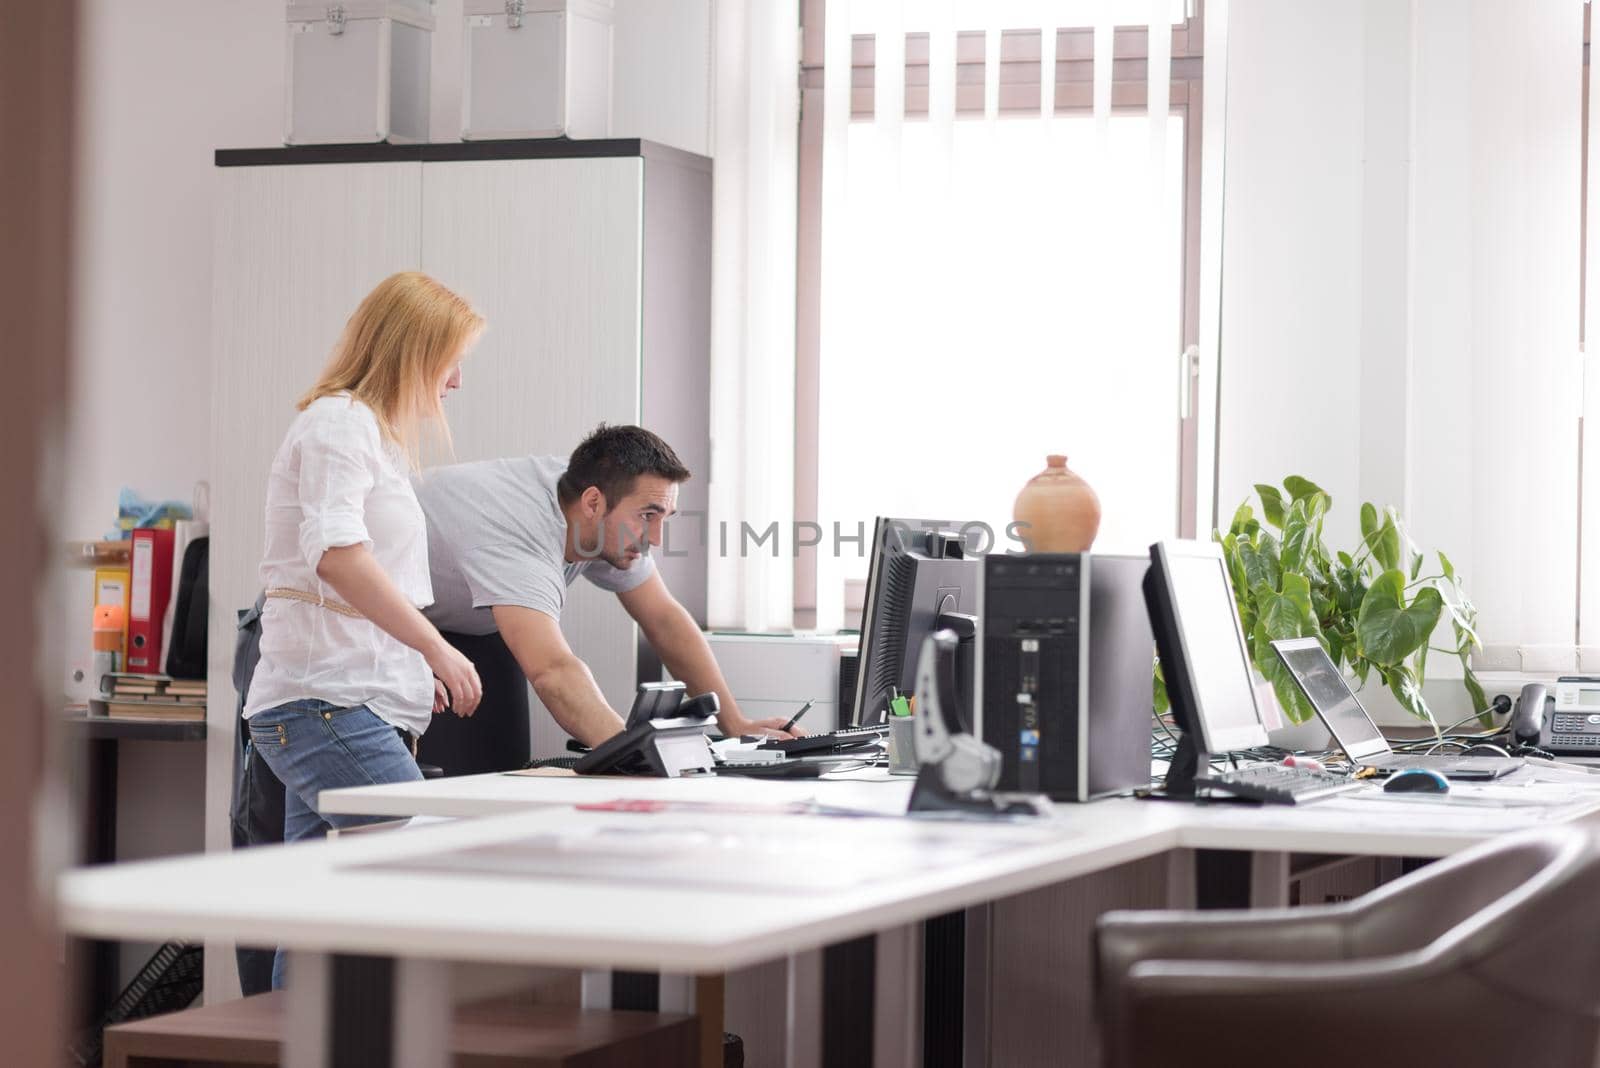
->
xmin=243 ymin=273 xmax=484 ymax=984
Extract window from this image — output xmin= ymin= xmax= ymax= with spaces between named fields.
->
xmin=796 ymin=0 xmax=1209 ymax=628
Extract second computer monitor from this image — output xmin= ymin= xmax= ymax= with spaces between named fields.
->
xmin=852 ymin=517 xmax=984 ymax=726
xmin=1143 ymin=539 xmax=1268 ymax=755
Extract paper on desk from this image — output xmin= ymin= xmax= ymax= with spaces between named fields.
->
xmin=1331 ymin=783 xmax=1600 ymax=824
xmin=365 ymin=818 xmax=1061 ymax=894
xmin=1343 ymin=779 xmax=1593 ymax=806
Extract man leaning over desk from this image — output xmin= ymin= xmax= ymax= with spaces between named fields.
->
xmin=411 ymin=423 xmax=802 ymax=776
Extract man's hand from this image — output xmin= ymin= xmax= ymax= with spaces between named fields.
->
xmin=725 ymin=716 xmax=808 ymax=740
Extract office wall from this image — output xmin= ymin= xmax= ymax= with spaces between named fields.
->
xmin=1217 ymin=0 xmax=1431 ymax=723
xmin=1216 ymin=0 xmax=1367 ymax=551
xmin=1219 ymin=0 xmax=1581 ymax=722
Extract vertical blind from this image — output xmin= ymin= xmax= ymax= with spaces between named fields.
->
xmin=812 ymin=0 xmax=1191 ymax=632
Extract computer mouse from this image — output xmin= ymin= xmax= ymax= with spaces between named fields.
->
xmin=1383 ymin=768 xmax=1450 ymax=794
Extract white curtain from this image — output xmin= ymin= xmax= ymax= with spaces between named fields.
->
xmin=706 ymin=0 xmax=800 ymax=631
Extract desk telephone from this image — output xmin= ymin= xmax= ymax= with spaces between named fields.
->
xmin=1511 ymin=678 xmax=1600 ymax=754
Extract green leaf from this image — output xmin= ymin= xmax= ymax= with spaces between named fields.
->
xmin=1221 ymin=540 xmax=1252 ymax=621
xmin=1254 ymin=484 xmax=1287 ymax=529
xmin=1283 ymin=476 xmax=1327 ymax=505
xmin=1357 ymin=571 xmax=1443 ymax=666
xmin=1252 ymin=623 xmax=1318 ymax=724
xmin=1460 ymin=661 xmax=1489 ymax=727
xmin=1360 ymin=502 xmax=1379 ymax=543
xmin=1337 ymin=550 xmax=1354 ymax=568
xmin=1258 ymin=530 xmax=1281 ymax=567
xmin=1153 ymin=659 xmax=1169 ymax=716
xmin=1434 ymin=551 xmax=1480 ymax=647
xmin=1325 ymin=629 xmax=1344 ymax=668
xmin=1385 ymin=665 xmax=1436 ymax=727
xmin=1253 ymin=573 xmax=1316 ymax=640
xmin=1374 ymin=513 xmax=1401 ymax=572
xmin=1301 ymin=545 xmax=1330 ymax=587
xmin=1409 ymin=551 xmax=1424 ymax=581
xmin=1237 ymin=540 xmax=1281 ymax=593
xmin=1281 ymin=501 xmax=1313 ymax=574
xmin=1334 ymin=566 xmax=1366 ymax=615
xmin=1281 ymin=572 xmax=1317 ymax=625
xmin=1254 ymin=587 xmax=1299 ymax=639
xmin=1229 ymin=502 xmax=1254 ymax=537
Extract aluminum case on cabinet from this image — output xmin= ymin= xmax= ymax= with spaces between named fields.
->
xmin=284 ymin=0 xmax=434 ymax=145
xmin=461 ymin=0 xmax=614 ymax=140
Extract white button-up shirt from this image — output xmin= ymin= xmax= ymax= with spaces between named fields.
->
xmin=243 ymin=394 xmax=435 ymax=736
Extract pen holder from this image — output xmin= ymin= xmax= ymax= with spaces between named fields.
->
xmin=887 ymin=716 xmax=919 ymax=775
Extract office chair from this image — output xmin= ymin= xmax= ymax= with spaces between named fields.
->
xmin=415 ymin=629 xmax=531 ymax=776
xmin=1095 ymin=828 xmax=1600 ymax=1068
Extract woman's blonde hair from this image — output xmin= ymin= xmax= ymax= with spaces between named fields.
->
xmin=298 ymin=272 xmax=484 ymax=469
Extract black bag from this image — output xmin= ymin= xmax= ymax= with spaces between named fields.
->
xmin=163 ymin=536 xmax=209 ymax=679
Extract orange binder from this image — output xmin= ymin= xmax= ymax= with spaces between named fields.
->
xmin=126 ymin=528 xmax=175 ymax=673
xmin=92 ymin=565 xmax=131 ymax=663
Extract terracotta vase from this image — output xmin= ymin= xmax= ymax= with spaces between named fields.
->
xmin=1012 ymin=455 xmax=1101 ymax=552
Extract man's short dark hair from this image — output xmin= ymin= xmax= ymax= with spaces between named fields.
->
xmin=557 ymin=424 xmax=691 ymax=509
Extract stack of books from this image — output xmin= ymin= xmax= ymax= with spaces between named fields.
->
xmin=93 ymin=674 xmax=206 ymax=721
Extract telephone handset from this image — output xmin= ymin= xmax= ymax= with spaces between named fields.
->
xmin=1513 ymin=678 xmax=1600 ymax=755
xmin=1511 ymin=683 xmax=1550 ymax=746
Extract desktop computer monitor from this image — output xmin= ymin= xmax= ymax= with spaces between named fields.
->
xmin=851 ymin=517 xmax=984 ymax=726
xmin=1143 ymin=540 xmax=1268 ymax=774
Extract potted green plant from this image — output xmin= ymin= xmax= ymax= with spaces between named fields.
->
xmin=1156 ymin=476 xmax=1485 ymax=735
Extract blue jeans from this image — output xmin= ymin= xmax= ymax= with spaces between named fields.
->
xmin=246 ymin=699 xmax=423 ymax=988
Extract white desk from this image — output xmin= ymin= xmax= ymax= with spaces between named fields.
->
xmin=319 ymin=768 xmax=919 ymax=821
xmin=62 ymin=801 xmax=1184 ymax=1068
xmin=62 ymin=772 xmax=1600 ymax=1068
xmin=321 ymin=766 xmax=1600 ymax=859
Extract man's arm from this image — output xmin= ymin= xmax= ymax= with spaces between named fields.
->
xmin=617 ymin=573 xmax=800 ymax=739
xmin=491 ymin=604 xmax=626 ymax=747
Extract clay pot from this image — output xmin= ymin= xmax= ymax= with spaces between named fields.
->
xmin=1012 ymin=455 xmax=1101 ymax=552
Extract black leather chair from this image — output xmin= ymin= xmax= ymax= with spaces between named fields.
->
xmin=415 ymin=629 xmax=530 ymax=776
xmin=1095 ymin=828 xmax=1600 ymax=1068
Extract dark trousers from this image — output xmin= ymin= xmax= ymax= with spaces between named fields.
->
xmin=230 ymin=630 xmax=531 ymax=996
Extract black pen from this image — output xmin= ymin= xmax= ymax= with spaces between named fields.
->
xmin=781 ymin=699 xmax=815 ymax=733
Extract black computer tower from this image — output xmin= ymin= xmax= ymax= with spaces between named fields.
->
xmin=978 ymin=553 xmax=1153 ymax=801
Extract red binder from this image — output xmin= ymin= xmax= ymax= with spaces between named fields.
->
xmin=126 ymin=528 xmax=175 ymax=673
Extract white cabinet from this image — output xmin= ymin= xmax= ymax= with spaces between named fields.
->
xmin=207 ymin=142 xmax=711 ymax=826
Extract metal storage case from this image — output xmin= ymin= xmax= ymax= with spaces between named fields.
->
xmin=284 ymin=0 xmax=434 ymax=145
xmin=461 ymin=0 xmax=614 ymax=140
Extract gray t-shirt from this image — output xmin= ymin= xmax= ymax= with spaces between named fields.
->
xmin=413 ymin=455 xmax=655 ymax=636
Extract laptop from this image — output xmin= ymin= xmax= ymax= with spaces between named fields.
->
xmin=1270 ymin=637 xmax=1521 ymax=781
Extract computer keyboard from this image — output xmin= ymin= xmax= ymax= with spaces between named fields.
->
xmin=758 ymin=723 xmax=891 ymax=757
xmin=523 ymin=755 xmax=584 ymax=771
xmin=1197 ymin=763 xmax=1366 ymax=805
